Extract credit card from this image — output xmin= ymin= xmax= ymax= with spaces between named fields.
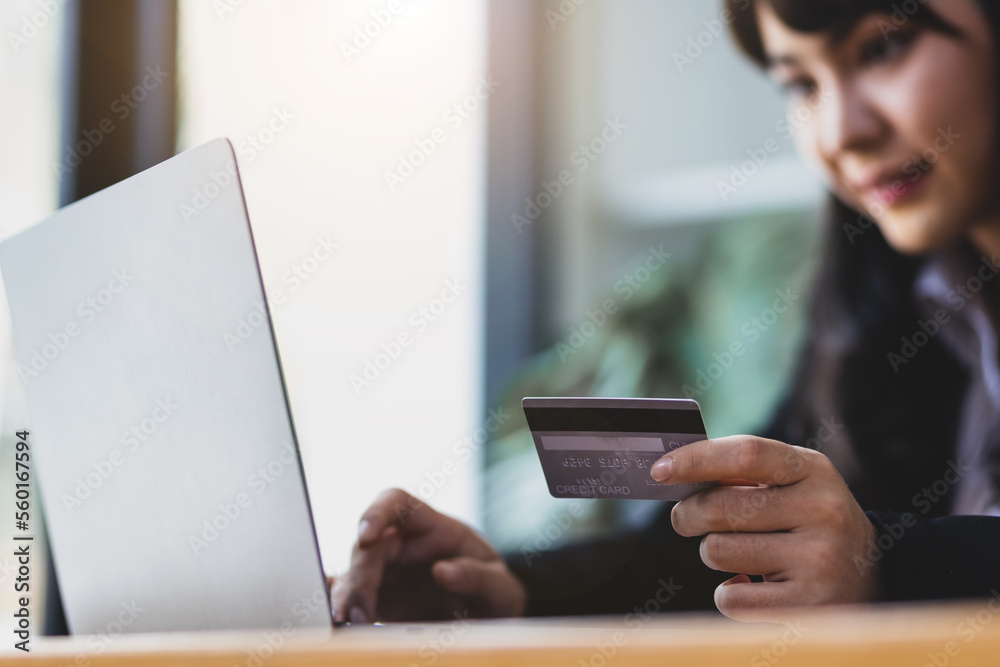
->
xmin=522 ymin=397 xmax=716 ymax=502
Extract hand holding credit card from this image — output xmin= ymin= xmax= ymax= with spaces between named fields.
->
xmin=522 ymin=397 xmax=717 ymax=501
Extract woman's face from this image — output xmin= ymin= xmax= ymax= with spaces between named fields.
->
xmin=757 ymin=0 xmax=999 ymax=255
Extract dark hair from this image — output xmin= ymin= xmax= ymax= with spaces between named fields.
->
xmin=726 ymin=0 xmax=1000 ymax=511
xmin=728 ymin=0 xmax=962 ymax=66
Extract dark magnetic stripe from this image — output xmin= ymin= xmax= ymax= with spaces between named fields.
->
xmin=523 ymin=407 xmax=706 ymax=434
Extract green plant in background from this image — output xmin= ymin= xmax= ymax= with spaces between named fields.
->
xmin=484 ymin=212 xmax=820 ymax=552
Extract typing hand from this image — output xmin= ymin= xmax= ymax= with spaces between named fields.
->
xmin=330 ymin=488 xmax=527 ymax=623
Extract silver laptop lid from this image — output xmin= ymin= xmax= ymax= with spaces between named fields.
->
xmin=0 ymin=139 xmax=330 ymax=634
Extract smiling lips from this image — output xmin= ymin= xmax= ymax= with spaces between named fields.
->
xmin=854 ymin=162 xmax=932 ymax=210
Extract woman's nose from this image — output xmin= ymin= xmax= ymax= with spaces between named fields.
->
xmin=817 ymin=83 xmax=884 ymax=158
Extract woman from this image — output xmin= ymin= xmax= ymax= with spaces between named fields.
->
xmin=332 ymin=0 xmax=1000 ymax=623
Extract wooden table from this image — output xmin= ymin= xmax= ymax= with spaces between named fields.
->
xmin=6 ymin=600 xmax=1000 ymax=666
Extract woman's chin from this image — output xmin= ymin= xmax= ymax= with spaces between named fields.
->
xmin=874 ymin=212 xmax=963 ymax=257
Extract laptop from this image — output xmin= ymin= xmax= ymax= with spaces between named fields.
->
xmin=0 ymin=139 xmax=332 ymax=634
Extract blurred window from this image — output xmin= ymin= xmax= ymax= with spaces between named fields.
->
xmin=483 ymin=0 xmax=824 ymax=550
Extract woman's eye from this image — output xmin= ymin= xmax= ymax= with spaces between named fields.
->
xmin=780 ymin=77 xmax=817 ymax=99
xmin=860 ymin=31 xmax=916 ymax=65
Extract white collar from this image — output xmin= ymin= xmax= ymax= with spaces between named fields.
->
xmin=913 ymin=244 xmax=1000 ymax=406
